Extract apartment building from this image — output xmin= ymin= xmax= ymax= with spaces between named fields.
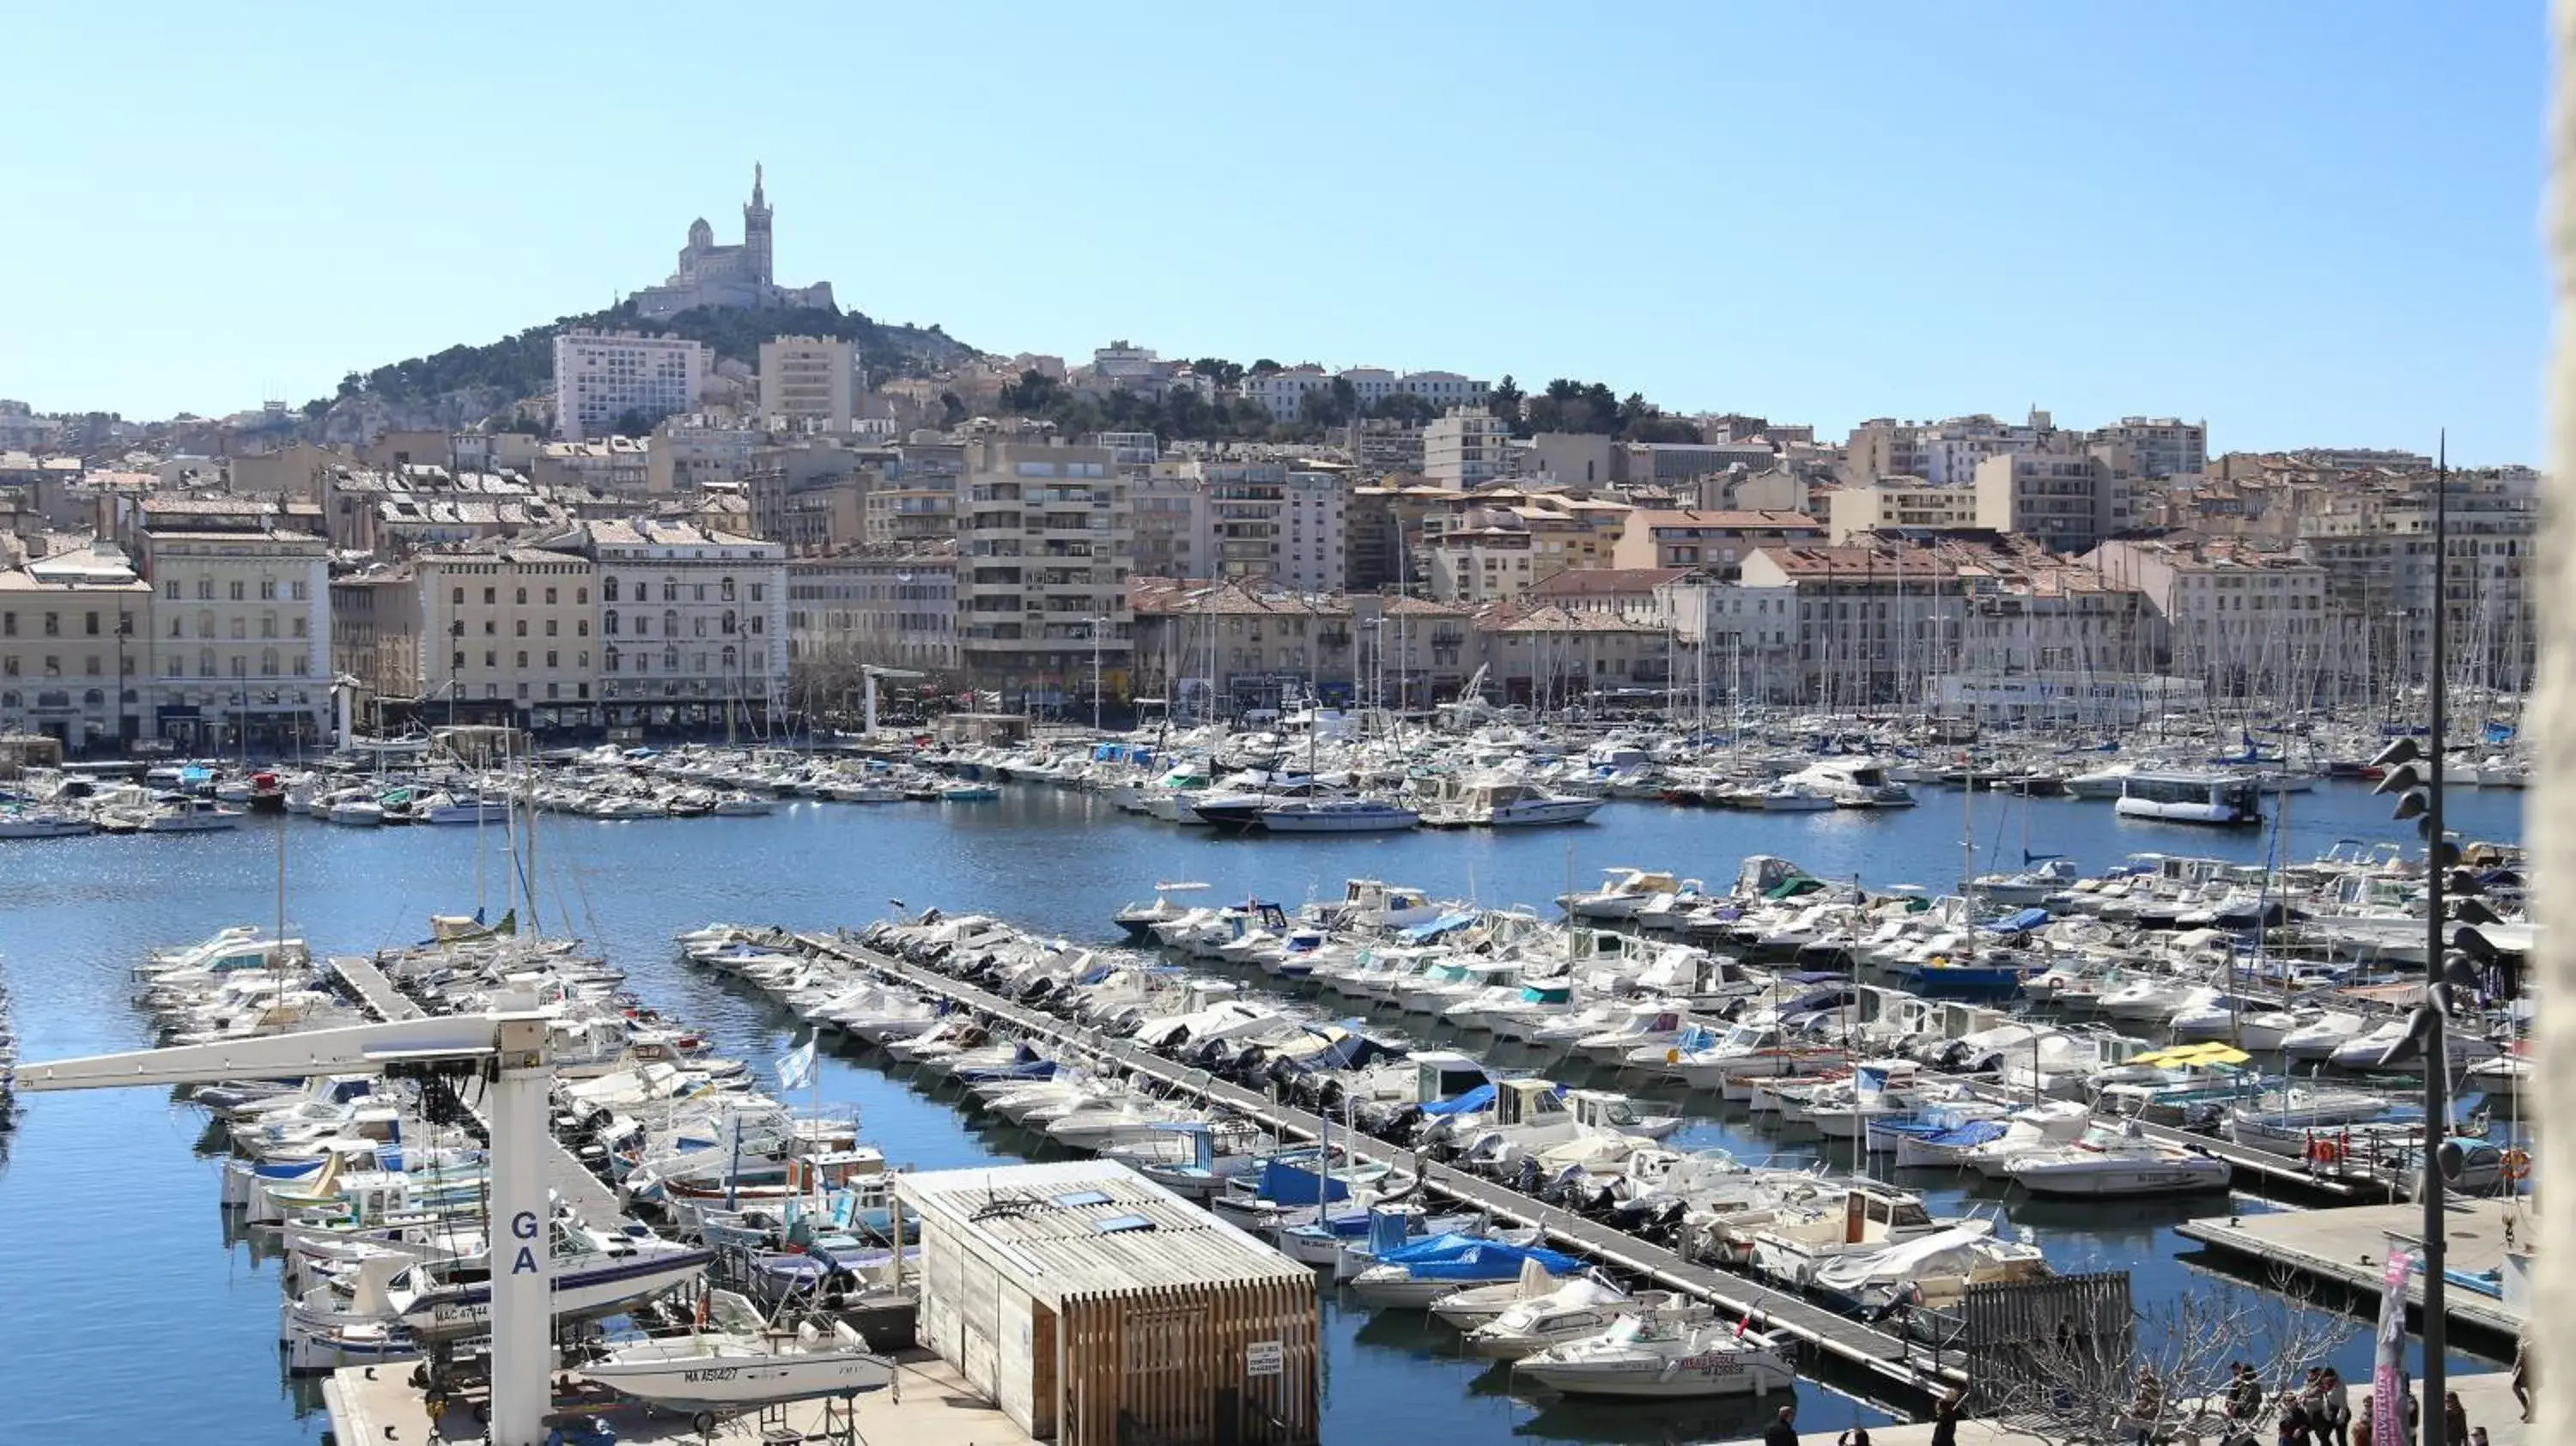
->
xmin=329 ymin=566 xmax=422 ymax=722
xmin=1971 ymin=453 xmax=2131 ymax=554
xmin=134 ymin=502 xmax=331 ymax=748
xmin=552 ymin=330 xmax=710 ymax=443
xmin=758 ymin=336 xmax=856 ymax=431
xmin=2087 ymin=537 xmax=2335 ymax=701
xmin=412 ymin=544 xmax=601 ymax=731
xmin=2090 ymin=416 xmax=2208 ymax=479
xmin=2293 ymin=471 xmax=2537 ymax=692
xmin=865 ymin=485 xmax=961 ymax=547
xmin=1128 ymin=470 xmax=1205 ymax=579
xmin=1843 ymin=411 xmax=2062 ymax=486
xmin=1610 ymin=509 xmax=1825 ymax=576
xmin=1242 ymin=367 xmax=1489 ymax=422
xmin=1342 ymin=482 xmax=1459 ymax=593
xmin=1822 ymin=478 xmax=1981 ymax=541
xmin=1423 ymin=408 xmax=1518 ymax=487
xmin=1191 ymin=464 xmax=1346 ymax=592
xmin=1126 ymin=577 xmax=1358 ymax=714
xmin=954 ymin=440 xmax=1133 ymax=704
xmin=0 ymin=540 xmax=153 ymax=749
xmin=562 ymin=519 xmax=788 ymax=732
xmin=1425 ymin=519 xmax=1535 ymax=605
xmin=785 ymin=547 xmax=961 ymax=679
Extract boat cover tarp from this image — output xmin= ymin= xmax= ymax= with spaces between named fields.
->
xmin=1253 ymin=1155 xmax=1351 ymax=1206
xmin=1920 ymin=1121 xmax=2009 ymax=1148
xmin=1403 ymin=911 xmax=1481 ymax=941
xmin=1372 ymin=1233 xmax=1584 ymax=1279
xmin=1983 ymin=908 xmax=2052 ymax=934
xmin=1421 ymin=1084 xmax=1498 ymax=1117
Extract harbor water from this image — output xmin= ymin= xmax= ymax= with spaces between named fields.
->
xmin=0 ymin=781 xmax=2527 ymax=1444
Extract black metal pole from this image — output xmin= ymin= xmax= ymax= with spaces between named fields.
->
xmin=2421 ymin=440 xmax=2449 ymax=1446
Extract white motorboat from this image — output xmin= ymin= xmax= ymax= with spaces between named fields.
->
xmin=580 ymin=1291 xmax=895 ymax=1417
xmin=1514 ymin=1315 xmax=1799 ymax=1399
xmin=1257 ymin=799 xmax=1420 ymax=833
xmin=137 ymin=796 xmax=246 ymax=832
xmin=2328 ymin=1018 xmax=2503 ymax=1074
xmin=1558 ymin=868 xmax=1686 ymax=922
xmin=1462 ymin=1278 xmax=1673 ymax=1360
xmin=2001 ymin=1121 xmax=2232 ymax=1197
xmin=2113 ymin=771 xmax=2263 ymax=827
xmin=0 ymin=808 xmax=94 ymax=838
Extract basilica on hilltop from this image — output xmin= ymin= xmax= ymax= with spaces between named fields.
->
xmin=630 ymin=165 xmax=835 ymax=319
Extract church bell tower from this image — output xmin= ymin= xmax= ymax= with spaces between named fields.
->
xmin=743 ymin=163 xmax=774 ymax=288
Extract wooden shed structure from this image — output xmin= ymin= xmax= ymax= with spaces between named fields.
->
xmin=896 ymin=1159 xmax=1321 ymax=1445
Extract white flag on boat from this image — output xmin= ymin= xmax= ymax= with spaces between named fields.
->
xmin=777 ymin=1032 xmax=818 ymax=1091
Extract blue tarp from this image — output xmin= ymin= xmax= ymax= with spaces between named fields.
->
xmin=1402 ymin=911 xmax=1480 ymax=941
xmin=1254 ymin=1155 xmax=1350 ymax=1206
xmin=1921 ymin=1121 xmax=2008 ymax=1148
xmin=1372 ymin=1233 xmax=1584 ymax=1280
xmin=1420 ymin=1084 xmax=1497 ymax=1117
xmin=1983 ymin=908 xmax=2051 ymax=934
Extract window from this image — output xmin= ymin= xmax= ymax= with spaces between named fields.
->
xmin=577 ymin=683 xmax=590 ymax=700
xmin=260 ymin=650 xmax=278 ymax=677
xmin=258 ymin=578 xmax=276 ymax=600
xmin=484 ymin=650 xmax=496 ymax=667
xmin=291 ymin=580 xmax=307 ymax=601
xmin=197 ymin=580 xmax=213 ymax=600
xmin=663 ymin=577 xmax=678 ymax=601
xmin=516 ymin=682 xmax=529 ymax=700
xmin=163 ymin=580 xmax=179 ymax=599
xmin=577 ymin=620 xmax=589 ymax=637
xmin=514 ymin=587 xmax=527 ymax=605
xmin=546 ymin=651 xmax=558 ymax=668
xmin=453 ymin=651 xmax=466 ymax=671
xmin=292 ymin=618 xmax=307 ymax=638
xmin=84 ymin=611 xmax=99 ymax=636
xmin=483 ymin=587 xmax=495 ymax=605
xmin=85 ymin=657 xmax=100 ymax=676
xmin=720 ymin=577 xmax=735 ymax=600
xmin=605 ymin=647 xmax=621 ymax=672
xmin=261 ymin=616 xmax=276 ymax=638
xmin=228 ymin=580 xmax=245 ymax=601
xmin=603 ymin=578 xmax=619 ymax=604
xmin=664 ymin=609 xmax=678 ymax=636
xmin=604 ymin=610 xmax=619 ymax=635
xmin=544 ymin=619 xmax=558 ymax=636
xmin=514 ymin=620 xmax=527 ymax=637
xmin=291 ymin=657 xmax=307 ymax=676
xmin=483 ymin=620 xmax=496 ymax=635
xmin=663 ymin=647 xmax=679 ymax=671
xmin=453 ymin=586 xmax=465 ymax=605
xmin=229 ymin=618 xmax=246 ymax=640
xmin=575 ymin=586 xmax=589 ymax=605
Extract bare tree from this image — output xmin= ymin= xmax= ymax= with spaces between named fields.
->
xmin=1974 ymin=1273 xmax=2355 ymax=1444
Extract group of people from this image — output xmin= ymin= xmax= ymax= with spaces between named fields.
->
xmin=1759 ymin=1397 xmax=1960 ymax=1446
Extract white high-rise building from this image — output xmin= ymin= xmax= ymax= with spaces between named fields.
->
xmin=758 ymin=336 xmax=855 ymax=431
xmin=554 ymin=331 xmax=710 ymax=443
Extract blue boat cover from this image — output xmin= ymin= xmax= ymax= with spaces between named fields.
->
xmin=1254 ymin=1156 xmax=1351 ymax=1206
xmin=1403 ymin=911 xmax=1480 ymax=941
xmin=1419 ymin=1084 xmax=1497 ymax=1116
xmin=1374 ymin=1233 xmax=1583 ymax=1280
xmin=1922 ymin=1121 xmax=2008 ymax=1148
xmin=1983 ymin=908 xmax=2052 ymax=934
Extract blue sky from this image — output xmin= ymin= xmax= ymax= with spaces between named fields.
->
xmin=0 ymin=3 xmax=2547 ymax=461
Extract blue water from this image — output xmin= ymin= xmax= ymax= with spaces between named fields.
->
xmin=0 ymin=781 xmax=2522 ymax=1444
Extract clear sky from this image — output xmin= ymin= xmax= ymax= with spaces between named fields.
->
xmin=0 ymin=3 xmax=2547 ymax=461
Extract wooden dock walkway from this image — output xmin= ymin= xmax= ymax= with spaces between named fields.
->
xmin=328 ymin=953 xmax=626 ymax=1230
xmin=798 ymin=933 xmax=1962 ymax=1400
xmin=2177 ymin=1196 xmax=2532 ymax=1339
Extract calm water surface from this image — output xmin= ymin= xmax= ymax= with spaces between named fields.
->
xmin=0 ymin=781 xmax=2524 ymax=1443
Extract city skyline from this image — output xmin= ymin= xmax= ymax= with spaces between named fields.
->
xmin=0 ymin=3 xmax=2547 ymax=462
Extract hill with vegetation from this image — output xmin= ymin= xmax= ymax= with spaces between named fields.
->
xmin=303 ymin=301 xmax=979 ymax=436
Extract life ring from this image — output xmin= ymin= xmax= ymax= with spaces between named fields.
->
xmin=2309 ymin=1137 xmax=2343 ymax=1167
xmin=2503 ymin=1147 xmax=2531 ymax=1182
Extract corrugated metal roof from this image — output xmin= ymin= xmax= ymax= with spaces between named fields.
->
xmin=897 ymin=1159 xmax=1313 ymax=1304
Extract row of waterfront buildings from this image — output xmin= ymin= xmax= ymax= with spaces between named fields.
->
xmin=0 ymin=410 xmax=2536 ymax=748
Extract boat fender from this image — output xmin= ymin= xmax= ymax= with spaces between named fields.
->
xmin=2503 ymin=1147 xmax=2530 ymax=1182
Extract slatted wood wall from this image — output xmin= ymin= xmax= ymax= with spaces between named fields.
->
xmin=1057 ymin=1277 xmax=1320 ymax=1445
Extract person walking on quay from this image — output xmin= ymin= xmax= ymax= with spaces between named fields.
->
xmin=2318 ymin=1367 xmax=2352 ymax=1446
xmin=2513 ymin=1336 xmax=2533 ymax=1422
xmin=2443 ymin=1389 xmax=2469 ymax=1446
xmin=1764 ymin=1404 xmax=1799 ymax=1446
xmin=1927 ymin=1394 xmax=1960 ymax=1446
xmin=2352 ymin=1395 xmax=2373 ymax=1446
